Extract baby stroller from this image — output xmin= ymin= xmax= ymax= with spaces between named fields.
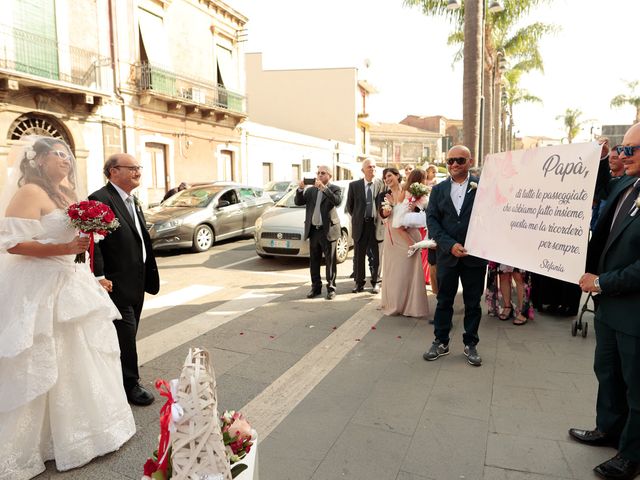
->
xmin=572 ymin=292 xmax=595 ymax=338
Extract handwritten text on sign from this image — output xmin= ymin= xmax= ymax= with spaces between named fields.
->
xmin=465 ymin=142 xmax=602 ymax=284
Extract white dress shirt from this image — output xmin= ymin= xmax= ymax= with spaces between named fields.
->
xmin=450 ymin=175 xmax=470 ymax=215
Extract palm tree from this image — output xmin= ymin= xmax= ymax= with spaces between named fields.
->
xmin=556 ymin=108 xmax=585 ymax=144
xmin=610 ymin=80 xmax=640 ymax=123
xmin=403 ymin=0 xmax=554 ymax=159
xmin=502 ymin=66 xmax=542 ymax=149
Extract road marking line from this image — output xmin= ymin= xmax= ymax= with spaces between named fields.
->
xmin=143 ymin=284 xmax=222 ymax=311
xmin=219 ymin=256 xmax=259 ymax=269
xmin=138 ymin=291 xmax=281 ymax=365
xmin=240 ymin=299 xmax=383 ymax=440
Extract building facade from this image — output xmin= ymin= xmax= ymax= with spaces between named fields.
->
xmin=245 ymin=52 xmax=375 ymax=180
xmin=1 ymin=0 xmax=249 ymax=205
xmin=400 ymin=115 xmax=463 ymax=161
xmin=369 ymin=122 xmax=442 ymax=168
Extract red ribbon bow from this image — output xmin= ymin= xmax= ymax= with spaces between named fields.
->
xmin=155 ymin=379 xmax=175 ymax=474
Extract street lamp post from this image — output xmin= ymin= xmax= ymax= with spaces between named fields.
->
xmin=447 ymin=0 xmax=504 ymax=165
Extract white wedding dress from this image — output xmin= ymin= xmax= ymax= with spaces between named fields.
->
xmin=0 ymin=210 xmax=135 ymax=479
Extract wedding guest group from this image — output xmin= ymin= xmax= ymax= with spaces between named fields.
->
xmin=90 ymin=153 xmax=160 ymax=406
xmin=0 ymin=137 xmax=135 ymax=479
xmin=570 ymin=122 xmax=640 ymax=480
xmin=346 ymin=157 xmax=384 ymax=294
xmin=425 ymin=145 xmax=486 ymax=366
xmin=295 ymin=165 xmax=342 ymax=300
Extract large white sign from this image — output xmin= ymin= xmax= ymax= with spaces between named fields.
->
xmin=465 ymin=142 xmax=602 ymax=284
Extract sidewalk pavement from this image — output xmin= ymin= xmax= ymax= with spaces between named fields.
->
xmin=259 ymin=291 xmax=608 ymax=480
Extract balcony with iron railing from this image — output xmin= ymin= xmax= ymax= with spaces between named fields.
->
xmin=0 ymin=25 xmax=112 ymax=94
xmin=133 ymin=62 xmax=247 ymax=117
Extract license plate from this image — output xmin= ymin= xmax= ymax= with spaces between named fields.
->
xmin=270 ymin=239 xmax=290 ymax=248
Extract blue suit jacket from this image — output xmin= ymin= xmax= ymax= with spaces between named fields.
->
xmin=586 ymin=174 xmax=640 ymax=337
xmin=426 ymin=175 xmax=487 ymax=268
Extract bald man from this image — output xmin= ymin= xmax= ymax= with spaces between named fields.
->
xmin=570 ymin=123 xmax=640 ymax=479
xmin=90 ymin=153 xmax=159 ymax=406
xmin=425 ymin=145 xmax=487 ymax=367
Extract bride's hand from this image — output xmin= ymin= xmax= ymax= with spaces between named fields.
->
xmin=384 ymin=193 xmax=394 ymax=205
xmin=66 ymin=235 xmax=91 ymax=254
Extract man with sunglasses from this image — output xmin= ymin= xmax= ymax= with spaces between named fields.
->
xmin=570 ymin=125 xmax=640 ymax=480
xmin=295 ymin=166 xmax=343 ymax=300
xmin=424 ymin=146 xmax=487 ymax=366
xmin=90 ymin=153 xmax=160 ymax=406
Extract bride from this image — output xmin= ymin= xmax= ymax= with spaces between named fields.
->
xmin=0 ymin=136 xmax=135 ymax=479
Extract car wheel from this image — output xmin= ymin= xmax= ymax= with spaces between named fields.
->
xmin=192 ymin=224 xmax=214 ymax=252
xmin=257 ymin=252 xmax=274 ymax=259
xmin=336 ymin=230 xmax=349 ymax=264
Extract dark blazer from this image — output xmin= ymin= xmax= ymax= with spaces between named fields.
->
xmin=294 ymin=184 xmax=342 ymax=241
xmin=90 ymin=183 xmax=160 ymax=307
xmin=586 ymin=174 xmax=640 ymax=337
xmin=426 ymin=175 xmax=487 ymax=268
xmin=346 ymin=178 xmax=384 ymax=242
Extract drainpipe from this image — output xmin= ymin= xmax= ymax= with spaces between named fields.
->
xmin=108 ymin=0 xmax=128 ymax=153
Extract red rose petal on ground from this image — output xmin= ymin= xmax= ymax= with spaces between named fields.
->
xmin=355 ymin=338 xmax=361 ymax=341
xmin=396 ymin=336 xmax=402 ymax=339
xmin=269 ymin=335 xmax=275 ymax=339
xmin=332 ymin=326 xmax=337 ymax=330
xmin=239 ymin=332 xmax=244 ymax=335
xmin=371 ymin=326 xmax=376 ymax=330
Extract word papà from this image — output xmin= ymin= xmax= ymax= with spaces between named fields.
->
xmin=542 ymin=154 xmax=590 ymax=182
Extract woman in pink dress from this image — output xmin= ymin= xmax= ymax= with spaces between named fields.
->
xmin=379 ymin=167 xmax=429 ymax=317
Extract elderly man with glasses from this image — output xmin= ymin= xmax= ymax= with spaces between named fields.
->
xmin=89 ymin=153 xmax=160 ymax=406
xmin=569 ymin=125 xmax=640 ymax=480
xmin=295 ymin=165 xmax=343 ymax=300
xmin=424 ymin=145 xmax=487 ymax=367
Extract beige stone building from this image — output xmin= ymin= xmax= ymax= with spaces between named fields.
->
xmin=401 ymin=115 xmax=463 ymax=162
xmin=369 ymin=122 xmax=442 ymax=168
xmin=245 ymin=52 xmax=375 ymax=180
xmin=1 ymin=0 xmax=248 ymax=205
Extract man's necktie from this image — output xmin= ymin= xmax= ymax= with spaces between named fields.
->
xmin=125 ymin=196 xmax=136 ymax=221
xmin=610 ymin=180 xmax=640 ymax=234
xmin=312 ymin=189 xmax=323 ymax=226
xmin=126 ymin=196 xmax=147 ymax=262
xmin=365 ymin=182 xmax=373 ymax=218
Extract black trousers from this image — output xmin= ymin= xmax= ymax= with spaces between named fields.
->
xmin=594 ymin=318 xmax=640 ymax=461
xmin=113 ymin=301 xmax=143 ymax=392
xmin=309 ymin=227 xmax=337 ymax=292
xmin=353 ymin=220 xmax=380 ymax=288
xmin=433 ymin=261 xmax=486 ymax=346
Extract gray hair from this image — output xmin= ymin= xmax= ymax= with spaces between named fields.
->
xmin=103 ymin=154 xmax=120 ymax=179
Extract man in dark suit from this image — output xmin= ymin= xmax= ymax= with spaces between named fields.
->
xmin=90 ymin=153 xmax=160 ymax=406
xmin=425 ymin=145 xmax=487 ymax=367
xmin=569 ymin=124 xmax=640 ymax=480
xmin=295 ymin=165 xmax=342 ymax=300
xmin=346 ymin=158 xmax=384 ymax=294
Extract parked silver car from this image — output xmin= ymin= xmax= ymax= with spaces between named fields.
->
xmin=145 ymin=183 xmax=274 ymax=252
xmin=254 ymin=180 xmax=353 ymax=263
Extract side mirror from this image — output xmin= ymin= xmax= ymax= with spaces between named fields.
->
xmin=217 ymin=199 xmax=230 ymax=209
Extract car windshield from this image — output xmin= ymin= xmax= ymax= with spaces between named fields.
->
xmin=275 ymin=187 xmax=304 ymax=208
xmin=275 ymin=185 xmax=346 ymax=208
xmin=264 ymin=181 xmax=291 ymax=192
xmin=163 ymin=186 xmax=225 ymax=208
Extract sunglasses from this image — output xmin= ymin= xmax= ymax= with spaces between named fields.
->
xmin=447 ymin=157 xmax=468 ymax=166
xmin=113 ymin=165 xmax=144 ymax=172
xmin=49 ymin=150 xmax=71 ymax=160
xmin=615 ymin=145 xmax=640 ymax=156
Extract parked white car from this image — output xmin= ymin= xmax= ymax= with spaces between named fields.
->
xmin=254 ymin=180 xmax=353 ymax=263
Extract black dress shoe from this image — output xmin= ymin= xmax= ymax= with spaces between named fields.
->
xmin=371 ymin=284 xmax=380 ymax=294
xmin=352 ymin=286 xmax=364 ymax=293
xmin=594 ymin=454 xmax=640 ymax=479
xmin=568 ymin=428 xmax=619 ymax=447
xmin=326 ymin=290 xmax=336 ymax=300
xmin=127 ymin=383 xmax=155 ymax=406
xmin=306 ymin=290 xmax=322 ymax=299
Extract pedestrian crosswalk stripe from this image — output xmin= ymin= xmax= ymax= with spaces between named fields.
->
xmin=142 ymin=284 xmax=222 ymax=311
xmin=138 ymin=291 xmax=281 ymax=365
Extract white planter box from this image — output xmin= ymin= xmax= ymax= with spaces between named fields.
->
xmin=234 ymin=438 xmax=258 ymax=480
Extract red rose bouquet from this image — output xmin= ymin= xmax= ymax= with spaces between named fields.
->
xmin=221 ymin=410 xmax=256 ymax=478
xmin=66 ymin=200 xmax=120 ymax=271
